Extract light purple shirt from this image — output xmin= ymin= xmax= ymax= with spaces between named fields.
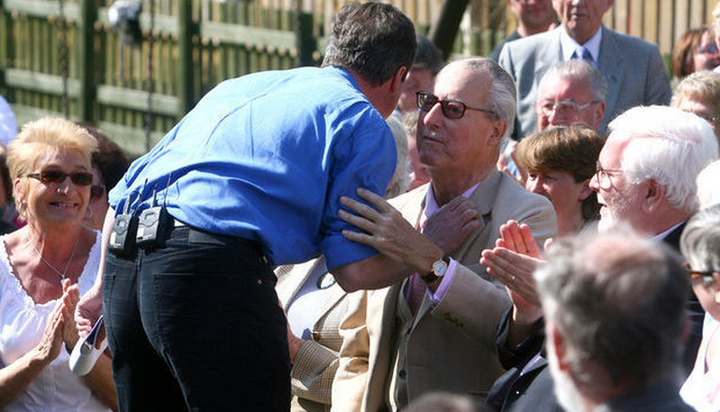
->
xmin=404 ymin=182 xmax=479 ymax=305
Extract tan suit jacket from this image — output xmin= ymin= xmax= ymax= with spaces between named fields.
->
xmin=332 ymin=170 xmax=557 ymax=412
xmin=277 ymin=257 xmax=349 ymax=412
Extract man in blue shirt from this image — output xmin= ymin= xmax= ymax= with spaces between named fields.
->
xmin=75 ymin=3 xmax=416 ymax=411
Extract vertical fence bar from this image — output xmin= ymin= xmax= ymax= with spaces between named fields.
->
xmin=79 ymin=0 xmax=97 ymax=122
xmin=177 ymin=0 xmax=194 ymax=116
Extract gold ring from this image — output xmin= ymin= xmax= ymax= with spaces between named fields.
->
xmin=509 ymin=275 xmax=516 ymax=283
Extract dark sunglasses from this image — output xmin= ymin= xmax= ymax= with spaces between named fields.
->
xmin=26 ymin=170 xmax=94 ymax=186
xmin=416 ymin=91 xmax=497 ymax=120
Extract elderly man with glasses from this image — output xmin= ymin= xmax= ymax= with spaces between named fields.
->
xmin=499 ymin=0 xmax=671 ymax=140
xmin=534 ymin=60 xmax=606 ymax=133
xmin=331 ymin=57 xmax=557 ymax=412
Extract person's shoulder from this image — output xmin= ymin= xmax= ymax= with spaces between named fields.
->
xmin=389 ymin=183 xmax=428 ymax=210
xmin=495 ymin=172 xmax=553 ymax=211
xmin=603 ymin=27 xmax=661 ymax=53
xmin=503 ymin=29 xmax=558 ymax=55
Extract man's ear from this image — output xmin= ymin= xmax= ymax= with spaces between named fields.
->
xmin=592 ymin=101 xmax=606 ymax=130
xmin=549 ymin=323 xmax=570 ymax=372
xmin=389 ymin=66 xmax=408 ymax=95
xmin=642 ymin=179 xmax=666 ymax=213
xmin=488 ymin=118 xmax=508 ymax=146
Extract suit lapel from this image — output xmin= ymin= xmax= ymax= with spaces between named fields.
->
xmin=453 ymin=171 xmax=502 ymax=260
xmin=316 ymin=282 xmax=345 ymax=316
xmin=534 ymin=28 xmax=564 ymax=84
xmin=597 ymin=26 xmax=623 ymax=120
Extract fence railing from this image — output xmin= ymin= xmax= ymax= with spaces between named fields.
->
xmin=0 ymin=0 xmax=318 ymax=155
xmin=0 ymin=0 xmax=717 ymax=156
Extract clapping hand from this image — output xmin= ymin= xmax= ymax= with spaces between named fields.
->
xmin=481 ymin=220 xmax=548 ymax=324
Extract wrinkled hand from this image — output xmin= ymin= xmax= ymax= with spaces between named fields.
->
xmin=423 ymin=196 xmax=480 ymax=253
xmin=75 ymin=283 xmax=103 ymax=338
xmin=35 ymin=298 xmax=66 ymax=364
xmin=339 ymin=188 xmax=442 ymax=273
xmin=60 ymin=279 xmax=80 ymax=350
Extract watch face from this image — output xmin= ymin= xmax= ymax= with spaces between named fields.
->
xmin=432 ymin=259 xmax=448 ymax=277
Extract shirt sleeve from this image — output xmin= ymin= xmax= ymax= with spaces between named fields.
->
xmin=321 ymin=109 xmax=397 ymax=271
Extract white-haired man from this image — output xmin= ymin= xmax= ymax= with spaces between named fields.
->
xmin=591 ymin=106 xmax=718 ymax=237
xmin=591 ymin=106 xmax=718 ymax=373
xmin=537 ymin=232 xmax=694 ymax=412
xmin=535 ymin=60 xmax=606 ymax=132
xmin=500 ymin=60 xmax=606 ymax=180
xmin=482 ymin=105 xmax=719 ymax=412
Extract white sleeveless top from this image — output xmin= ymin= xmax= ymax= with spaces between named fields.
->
xmin=0 ymin=231 xmax=111 ymax=412
xmin=680 ymin=313 xmax=720 ymax=412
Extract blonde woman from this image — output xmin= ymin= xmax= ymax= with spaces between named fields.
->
xmin=0 ymin=118 xmax=116 ymax=411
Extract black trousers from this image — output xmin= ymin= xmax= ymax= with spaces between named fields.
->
xmin=103 ymin=226 xmax=291 ymax=412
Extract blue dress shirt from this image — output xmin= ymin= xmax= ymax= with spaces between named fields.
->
xmin=108 ymin=66 xmax=396 ymax=270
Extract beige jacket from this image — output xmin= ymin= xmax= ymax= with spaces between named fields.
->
xmin=331 ymin=170 xmax=557 ymax=412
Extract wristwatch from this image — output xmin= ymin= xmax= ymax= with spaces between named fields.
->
xmin=421 ymin=253 xmax=451 ymax=284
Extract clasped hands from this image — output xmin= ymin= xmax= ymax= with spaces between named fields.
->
xmin=36 ymin=279 xmax=80 ymax=364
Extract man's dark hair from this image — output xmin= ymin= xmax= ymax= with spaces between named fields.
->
xmin=414 ymin=32 xmax=444 ymax=74
xmin=322 ymin=2 xmax=416 ymax=86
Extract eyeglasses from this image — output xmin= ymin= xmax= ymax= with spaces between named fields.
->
xmin=90 ymin=185 xmax=106 ymax=200
xmin=539 ymin=99 xmax=598 ymax=117
xmin=594 ymin=162 xmax=624 ymax=190
xmin=26 ymin=170 xmax=94 ymax=186
xmin=684 ymin=263 xmax=717 ymax=286
xmin=416 ymin=91 xmax=497 ymax=120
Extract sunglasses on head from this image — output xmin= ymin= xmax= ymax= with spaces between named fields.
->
xmin=26 ymin=170 xmax=94 ymax=186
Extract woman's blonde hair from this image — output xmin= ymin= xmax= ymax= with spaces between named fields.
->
xmin=7 ymin=118 xmax=98 ymax=218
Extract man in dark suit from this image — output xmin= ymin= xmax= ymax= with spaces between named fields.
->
xmin=498 ymin=0 xmax=671 ymax=139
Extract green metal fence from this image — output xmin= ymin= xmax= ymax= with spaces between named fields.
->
xmin=0 ymin=0 xmax=319 ymax=156
xmin=1 ymin=0 xmax=717 ymax=156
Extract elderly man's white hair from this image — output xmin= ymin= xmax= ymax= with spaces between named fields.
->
xmin=697 ymin=159 xmax=720 ymax=210
xmin=607 ymin=105 xmax=719 ymax=214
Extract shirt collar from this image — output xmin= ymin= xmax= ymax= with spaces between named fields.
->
xmin=653 ymin=221 xmax=685 ymax=241
xmin=560 ymin=26 xmax=603 ymax=63
xmin=421 ymin=182 xmax=479 ymax=226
